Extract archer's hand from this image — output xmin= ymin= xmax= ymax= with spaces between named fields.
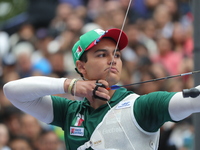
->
xmin=64 ymin=79 xmax=111 ymax=100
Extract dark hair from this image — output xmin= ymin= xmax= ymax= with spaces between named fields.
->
xmin=79 ymin=50 xmax=88 ymax=63
xmin=75 ymin=50 xmax=88 ymax=80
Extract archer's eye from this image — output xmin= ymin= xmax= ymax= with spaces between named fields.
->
xmin=98 ymin=53 xmax=106 ymax=57
xmin=114 ymin=53 xmax=121 ymax=58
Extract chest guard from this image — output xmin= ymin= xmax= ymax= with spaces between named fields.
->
xmin=78 ymin=94 xmax=160 ymax=150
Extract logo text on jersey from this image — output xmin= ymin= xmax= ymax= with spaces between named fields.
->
xmin=70 ymin=127 xmax=84 ymax=136
xmin=116 ymin=101 xmax=131 ymax=109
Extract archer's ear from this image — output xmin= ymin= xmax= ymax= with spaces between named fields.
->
xmin=76 ymin=60 xmax=86 ymax=75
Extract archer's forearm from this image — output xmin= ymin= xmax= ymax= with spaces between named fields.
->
xmin=3 ymin=76 xmax=67 ymax=101
xmin=169 ymin=85 xmax=200 ymax=121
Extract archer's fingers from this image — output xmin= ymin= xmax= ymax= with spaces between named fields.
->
xmin=97 ymin=86 xmax=109 ymax=94
xmin=94 ymin=89 xmax=110 ymax=100
xmin=97 ymin=80 xmax=109 ymax=88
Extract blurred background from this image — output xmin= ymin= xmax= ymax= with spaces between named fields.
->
xmin=0 ymin=0 xmax=194 ymax=150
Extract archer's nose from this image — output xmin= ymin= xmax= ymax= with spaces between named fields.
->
xmin=108 ymin=59 xmax=116 ymax=65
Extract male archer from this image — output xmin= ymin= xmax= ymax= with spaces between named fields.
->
xmin=3 ymin=28 xmax=200 ymax=150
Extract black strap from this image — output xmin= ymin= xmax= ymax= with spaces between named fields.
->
xmin=75 ymin=68 xmax=84 ymax=80
xmin=93 ymin=81 xmax=108 ymax=101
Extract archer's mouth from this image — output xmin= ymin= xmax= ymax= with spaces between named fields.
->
xmin=105 ymin=67 xmax=119 ymax=73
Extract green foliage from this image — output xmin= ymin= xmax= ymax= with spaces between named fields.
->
xmin=0 ymin=0 xmax=28 ymax=23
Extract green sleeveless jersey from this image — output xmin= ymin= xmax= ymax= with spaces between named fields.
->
xmin=50 ymin=88 xmax=176 ymax=150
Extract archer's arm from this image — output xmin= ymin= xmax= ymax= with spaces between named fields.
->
xmin=3 ymin=76 xmax=110 ymax=123
xmin=134 ymin=85 xmax=200 ymax=132
xmin=169 ymin=85 xmax=200 ymax=121
xmin=3 ymin=76 xmax=67 ymax=123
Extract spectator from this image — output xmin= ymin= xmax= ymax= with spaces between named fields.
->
xmin=153 ymin=4 xmax=174 ymax=38
xmin=20 ymin=114 xmax=44 ymax=149
xmin=1 ymin=106 xmax=23 ymax=138
xmin=0 ymin=124 xmax=10 ymax=150
xmin=151 ymin=37 xmax=183 ymax=75
xmin=37 ymin=130 xmax=65 ymax=150
xmin=8 ymin=136 xmax=34 ymax=150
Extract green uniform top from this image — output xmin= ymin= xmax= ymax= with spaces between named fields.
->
xmin=50 ymin=87 xmax=176 ymax=150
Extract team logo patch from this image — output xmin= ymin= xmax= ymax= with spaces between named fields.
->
xmin=75 ymin=46 xmax=83 ymax=59
xmin=70 ymin=127 xmax=84 ymax=136
xmin=116 ymin=101 xmax=131 ymax=109
xmin=72 ymin=113 xmax=84 ymax=126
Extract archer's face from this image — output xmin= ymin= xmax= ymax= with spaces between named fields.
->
xmin=80 ymin=38 xmax=122 ymax=86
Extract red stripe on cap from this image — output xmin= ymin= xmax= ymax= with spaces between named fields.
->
xmin=85 ymin=28 xmax=128 ymax=51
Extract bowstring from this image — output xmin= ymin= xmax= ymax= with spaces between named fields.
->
xmin=106 ymin=0 xmax=135 ymax=150
xmin=106 ymin=0 xmax=132 ymax=80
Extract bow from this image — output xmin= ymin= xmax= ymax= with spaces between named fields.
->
xmin=102 ymin=1 xmax=198 ymax=150
xmin=106 ymin=0 xmax=199 ymax=98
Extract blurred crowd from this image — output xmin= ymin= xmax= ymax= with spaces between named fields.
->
xmin=0 ymin=0 xmax=195 ymax=150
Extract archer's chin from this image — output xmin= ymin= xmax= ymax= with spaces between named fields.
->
xmin=106 ymin=74 xmax=120 ymax=85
